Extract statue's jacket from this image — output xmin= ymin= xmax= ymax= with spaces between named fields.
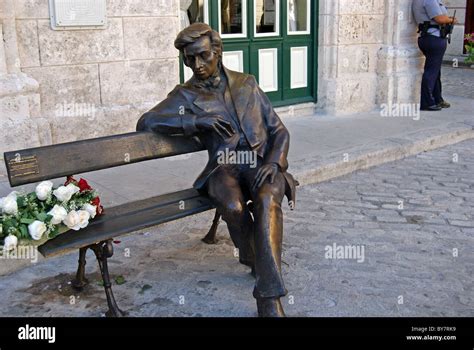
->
xmin=137 ymin=66 xmax=296 ymax=206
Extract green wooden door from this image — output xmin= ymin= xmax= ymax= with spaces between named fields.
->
xmin=181 ymin=0 xmax=318 ymax=107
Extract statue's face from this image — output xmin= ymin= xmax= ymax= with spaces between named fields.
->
xmin=183 ymin=35 xmax=219 ymax=80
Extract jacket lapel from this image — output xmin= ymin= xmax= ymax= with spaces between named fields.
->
xmin=224 ymin=66 xmax=251 ymax=124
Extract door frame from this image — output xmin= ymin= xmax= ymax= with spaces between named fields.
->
xmin=465 ymin=0 xmax=474 ymax=54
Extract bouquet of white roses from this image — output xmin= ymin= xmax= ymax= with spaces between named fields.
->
xmin=0 ymin=176 xmax=103 ymax=252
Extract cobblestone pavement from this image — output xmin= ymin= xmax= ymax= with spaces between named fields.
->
xmin=442 ymin=65 xmax=474 ymax=100
xmin=0 ymin=140 xmax=473 ymax=317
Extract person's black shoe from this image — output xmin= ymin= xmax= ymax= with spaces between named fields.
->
xmin=438 ymin=100 xmax=451 ymax=108
xmin=250 ymin=265 xmax=256 ymax=278
xmin=421 ymin=105 xmax=442 ymax=111
xmin=256 ymin=297 xmax=286 ymax=317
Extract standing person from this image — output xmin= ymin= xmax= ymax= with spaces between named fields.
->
xmin=412 ymin=0 xmax=458 ymax=111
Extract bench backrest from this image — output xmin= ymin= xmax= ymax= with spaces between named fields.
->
xmin=4 ymin=132 xmax=204 ymax=187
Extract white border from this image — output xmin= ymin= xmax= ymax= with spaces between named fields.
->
xmin=258 ymin=48 xmax=278 ymax=92
xmin=223 ymin=50 xmax=244 ymax=72
xmin=254 ymin=0 xmax=280 ymax=38
xmin=287 ymin=0 xmax=311 ymax=35
xmin=290 ymin=46 xmax=308 ymax=89
xmin=203 ymin=0 xmax=209 ymax=24
xmin=218 ymin=0 xmax=248 ymax=39
xmin=49 ymin=0 xmax=107 ymax=30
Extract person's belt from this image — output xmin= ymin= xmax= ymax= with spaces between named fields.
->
xmin=418 ymin=22 xmax=441 ymax=34
xmin=417 ymin=21 xmax=451 ymax=39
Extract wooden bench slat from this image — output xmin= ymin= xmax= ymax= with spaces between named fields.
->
xmin=38 ymin=194 xmax=214 ymax=258
xmin=92 ymin=188 xmax=203 ymax=221
xmin=4 ymin=132 xmax=205 ymax=187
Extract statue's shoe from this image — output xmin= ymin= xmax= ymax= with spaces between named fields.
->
xmin=256 ymin=297 xmax=286 ymax=317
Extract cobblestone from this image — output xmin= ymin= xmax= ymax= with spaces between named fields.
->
xmin=442 ymin=65 xmax=474 ymax=99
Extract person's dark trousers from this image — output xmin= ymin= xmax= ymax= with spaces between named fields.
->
xmin=418 ymin=35 xmax=448 ymax=109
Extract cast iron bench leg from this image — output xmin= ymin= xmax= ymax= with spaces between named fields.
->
xmin=90 ymin=240 xmax=126 ymax=317
xmin=202 ymin=210 xmax=221 ymax=244
xmin=71 ymin=247 xmax=89 ymax=290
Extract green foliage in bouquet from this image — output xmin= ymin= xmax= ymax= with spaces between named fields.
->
xmin=0 ymin=176 xmax=103 ymax=251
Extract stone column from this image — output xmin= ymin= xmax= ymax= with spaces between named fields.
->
xmin=318 ymin=0 xmax=424 ymax=115
xmin=375 ymin=0 xmax=424 ymax=107
xmin=317 ymin=0 xmax=385 ymax=115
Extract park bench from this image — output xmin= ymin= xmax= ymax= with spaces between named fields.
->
xmin=3 ymin=131 xmax=224 ymax=317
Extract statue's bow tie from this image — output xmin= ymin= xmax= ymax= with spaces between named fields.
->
xmin=193 ymin=74 xmax=222 ymax=90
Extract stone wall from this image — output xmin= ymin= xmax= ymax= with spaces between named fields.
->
xmin=444 ymin=0 xmax=468 ymax=59
xmin=318 ymin=0 xmax=424 ymax=114
xmin=0 ymin=0 xmax=180 ymax=174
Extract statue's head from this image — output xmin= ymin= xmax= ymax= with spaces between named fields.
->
xmin=174 ymin=23 xmax=223 ymax=81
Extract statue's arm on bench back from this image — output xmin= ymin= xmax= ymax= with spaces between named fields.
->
xmin=136 ymin=87 xmax=198 ymax=137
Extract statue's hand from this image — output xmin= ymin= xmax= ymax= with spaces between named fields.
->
xmin=195 ymin=114 xmax=235 ymax=139
xmin=252 ymin=163 xmax=279 ymax=191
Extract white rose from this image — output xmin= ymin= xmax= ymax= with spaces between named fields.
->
xmin=77 ymin=210 xmax=90 ymax=229
xmin=0 ymin=192 xmax=18 ymax=215
xmin=53 ymin=184 xmax=80 ymax=202
xmin=3 ymin=234 xmax=18 ymax=252
xmin=35 ymin=181 xmax=54 ymax=201
xmin=63 ymin=210 xmax=89 ymax=231
xmin=28 ymin=220 xmax=47 ymax=241
xmin=82 ymin=203 xmax=97 ymax=219
xmin=48 ymin=204 xmax=68 ymax=225
xmin=63 ymin=211 xmax=80 ymax=230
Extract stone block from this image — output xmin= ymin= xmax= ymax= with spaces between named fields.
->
xmin=107 ymin=0 xmax=179 ymax=17
xmin=23 ymin=64 xmax=100 ymax=117
xmin=14 ymin=0 xmax=49 ymax=19
xmin=446 ymin=26 xmax=468 ymax=56
xmin=318 ymin=15 xmax=339 ymax=46
xmin=123 ymin=17 xmax=179 ymax=60
xmin=443 ymin=0 xmax=467 ymax=9
xmin=16 ymin=20 xmax=40 ymax=68
xmin=361 ymin=15 xmax=384 ymax=44
xmin=319 ymin=0 xmax=336 ymax=15
xmin=37 ymin=19 xmax=124 ymax=65
xmin=47 ymin=104 xmax=147 ymax=144
xmin=99 ymin=58 xmax=179 ymax=106
xmin=318 ymin=45 xmax=338 ymax=79
xmin=335 ymin=76 xmax=377 ymax=114
xmin=0 ymin=118 xmax=45 ymax=156
xmin=338 ymin=15 xmax=363 ymax=45
xmin=337 ymin=44 xmax=379 ymax=75
xmin=0 ymin=94 xmax=33 ymax=120
xmin=339 ymin=0 xmax=374 ymax=15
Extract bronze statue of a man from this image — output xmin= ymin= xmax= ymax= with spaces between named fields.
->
xmin=137 ymin=23 xmax=296 ymax=317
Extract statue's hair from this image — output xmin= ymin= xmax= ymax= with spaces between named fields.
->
xmin=174 ymin=23 xmax=222 ymax=59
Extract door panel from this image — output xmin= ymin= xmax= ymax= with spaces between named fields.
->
xmin=282 ymin=37 xmax=313 ymax=100
xmin=222 ymin=41 xmax=250 ymax=73
xmin=250 ymin=41 xmax=281 ymax=101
